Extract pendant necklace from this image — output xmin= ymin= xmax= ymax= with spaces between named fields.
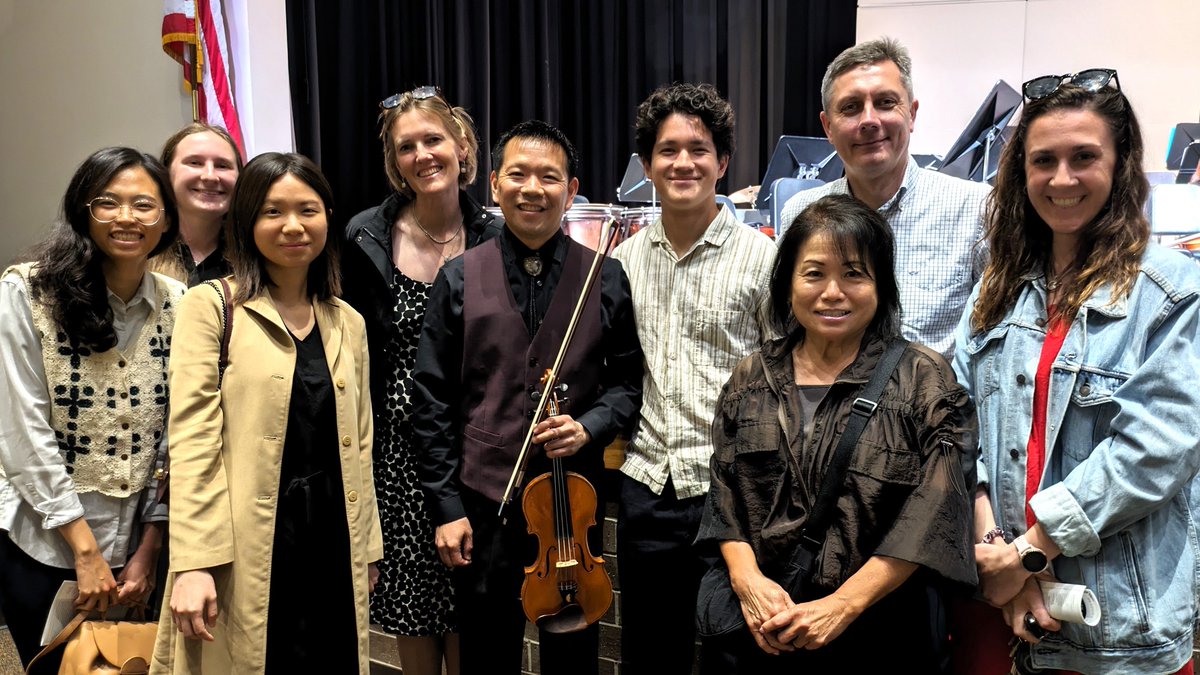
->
xmin=411 ymin=209 xmax=463 ymax=263
xmin=1045 ymin=264 xmax=1072 ymax=292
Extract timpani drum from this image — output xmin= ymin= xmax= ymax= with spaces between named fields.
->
xmin=560 ymin=204 xmax=626 ymax=252
xmin=619 ymin=206 xmax=661 ymax=239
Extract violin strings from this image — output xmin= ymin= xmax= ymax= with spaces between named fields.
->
xmin=552 ymin=461 xmax=577 ymax=591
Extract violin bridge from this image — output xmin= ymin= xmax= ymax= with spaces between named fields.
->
xmin=555 ymin=559 xmax=579 ymax=569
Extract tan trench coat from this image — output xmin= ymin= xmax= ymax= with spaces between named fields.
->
xmin=150 ymin=282 xmax=382 ymax=674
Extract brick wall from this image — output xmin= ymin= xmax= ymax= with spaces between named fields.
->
xmin=520 ymin=502 xmax=623 ymax=675
xmin=517 ymin=474 xmax=702 ymax=675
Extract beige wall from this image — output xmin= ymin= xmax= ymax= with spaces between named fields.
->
xmin=857 ymin=0 xmax=1199 ymax=172
xmin=0 ymin=0 xmax=292 ymax=267
xmin=0 ymin=0 xmax=191 ymax=266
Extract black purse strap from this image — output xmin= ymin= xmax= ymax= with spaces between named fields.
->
xmin=204 ymin=277 xmax=234 ymax=391
xmin=791 ymin=338 xmax=909 ymax=565
xmin=158 ymin=278 xmax=232 ymax=506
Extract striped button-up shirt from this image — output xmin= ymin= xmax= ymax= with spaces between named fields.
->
xmin=612 ymin=207 xmax=776 ymax=499
xmin=778 ymin=157 xmax=990 ymax=358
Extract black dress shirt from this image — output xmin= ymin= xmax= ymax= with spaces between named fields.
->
xmin=181 ymin=237 xmax=232 ymax=287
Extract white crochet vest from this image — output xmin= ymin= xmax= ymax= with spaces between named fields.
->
xmin=8 ymin=263 xmax=182 ymax=498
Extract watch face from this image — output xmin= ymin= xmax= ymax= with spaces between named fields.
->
xmin=1021 ymin=549 xmax=1048 ymax=573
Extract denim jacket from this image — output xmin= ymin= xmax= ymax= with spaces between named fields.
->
xmin=953 ymin=245 xmax=1200 ymax=673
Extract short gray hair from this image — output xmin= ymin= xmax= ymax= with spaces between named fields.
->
xmin=820 ymin=37 xmax=914 ymax=111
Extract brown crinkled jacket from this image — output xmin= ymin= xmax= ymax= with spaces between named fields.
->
xmin=697 ymin=334 xmax=978 ymax=592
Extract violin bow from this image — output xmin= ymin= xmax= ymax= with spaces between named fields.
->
xmin=498 ymin=216 xmax=622 ymax=517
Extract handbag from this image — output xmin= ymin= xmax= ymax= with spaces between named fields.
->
xmin=696 ymin=339 xmax=910 ymax=637
xmin=155 ymin=277 xmax=233 ymax=506
xmin=24 ymin=608 xmax=157 ymax=675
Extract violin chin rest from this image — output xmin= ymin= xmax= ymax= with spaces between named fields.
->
xmin=536 ymin=603 xmax=589 ymax=634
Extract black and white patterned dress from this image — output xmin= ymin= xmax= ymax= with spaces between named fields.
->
xmin=369 ymin=269 xmax=455 ymax=636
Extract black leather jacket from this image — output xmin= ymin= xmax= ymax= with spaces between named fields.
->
xmin=696 ymin=334 xmax=979 ymax=592
xmin=341 ymin=190 xmax=502 ymax=416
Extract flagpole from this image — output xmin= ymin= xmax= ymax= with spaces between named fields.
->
xmin=190 ymin=14 xmax=200 ymax=122
xmin=190 ymin=45 xmax=199 ymax=122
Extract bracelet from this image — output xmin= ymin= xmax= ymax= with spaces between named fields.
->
xmin=980 ymin=527 xmax=1006 ymax=545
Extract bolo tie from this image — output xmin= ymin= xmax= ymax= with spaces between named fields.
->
xmin=523 ymin=252 xmax=545 ymax=334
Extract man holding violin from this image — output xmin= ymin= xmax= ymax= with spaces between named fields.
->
xmin=411 ymin=120 xmax=643 ymax=675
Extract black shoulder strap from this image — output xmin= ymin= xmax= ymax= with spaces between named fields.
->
xmin=203 ymin=277 xmax=233 ymax=391
xmin=794 ymin=338 xmax=909 ymax=558
xmin=160 ymin=278 xmax=232 ymax=506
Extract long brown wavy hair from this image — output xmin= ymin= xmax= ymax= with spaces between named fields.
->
xmin=970 ymin=83 xmax=1149 ymax=334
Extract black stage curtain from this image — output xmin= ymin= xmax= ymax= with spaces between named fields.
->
xmin=286 ymin=0 xmax=855 ymax=231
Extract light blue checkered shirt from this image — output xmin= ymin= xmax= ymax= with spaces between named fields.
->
xmin=778 ymin=157 xmax=991 ymax=357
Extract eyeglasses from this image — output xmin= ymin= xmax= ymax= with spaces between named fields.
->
xmin=87 ymin=197 xmax=164 ymax=226
xmin=380 ymin=85 xmax=449 ymax=110
xmin=1022 ymin=68 xmax=1120 ymax=101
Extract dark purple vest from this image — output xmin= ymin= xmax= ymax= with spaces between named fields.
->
xmin=460 ymin=236 xmax=604 ymax=503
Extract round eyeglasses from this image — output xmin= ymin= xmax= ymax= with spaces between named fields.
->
xmin=1023 ymin=68 xmax=1119 ymax=101
xmin=87 ymin=197 xmax=165 ymax=226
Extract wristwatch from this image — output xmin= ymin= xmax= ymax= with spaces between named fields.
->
xmin=1014 ymin=535 xmax=1050 ymax=575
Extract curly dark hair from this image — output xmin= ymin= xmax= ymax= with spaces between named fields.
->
xmin=634 ymin=83 xmax=735 ymax=162
xmin=225 ymin=152 xmax=341 ymax=304
xmin=771 ymin=194 xmax=901 ymax=349
xmin=491 ymin=120 xmax=579 ymax=178
xmin=971 ymin=83 xmax=1148 ymax=333
xmin=27 ymin=147 xmax=178 ymax=352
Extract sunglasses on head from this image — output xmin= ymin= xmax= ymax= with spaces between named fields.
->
xmin=380 ymin=85 xmax=450 ymax=110
xmin=1022 ymin=68 xmax=1120 ymax=101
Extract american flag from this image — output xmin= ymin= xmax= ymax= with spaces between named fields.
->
xmin=161 ymin=0 xmax=246 ymax=158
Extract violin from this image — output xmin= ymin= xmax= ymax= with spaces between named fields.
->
xmin=496 ymin=216 xmax=620 ymax=633
xmin=520 ymin=371 xmax=612 ymax=633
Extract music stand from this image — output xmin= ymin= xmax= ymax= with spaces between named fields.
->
xmin=616 ymin=153 xmax=656 ymax=204
xmin=912 ymin=154 xmax=942 ymax=170
xmin=1176 ymin=142 xmax=1200 ymax=184
xmin=755 ymin=136 xmax=844 ymax=209
xmin=1166 ymin=124 xmax=1200 ymax=170
xmin=938 ymin=80 xmax=1021 ymax=183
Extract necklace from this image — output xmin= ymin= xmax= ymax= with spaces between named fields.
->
xmin=411 ymin=208 xmax=463 ymax=246
xmin=1045 ymin=265 xmax=1073 ymax=292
